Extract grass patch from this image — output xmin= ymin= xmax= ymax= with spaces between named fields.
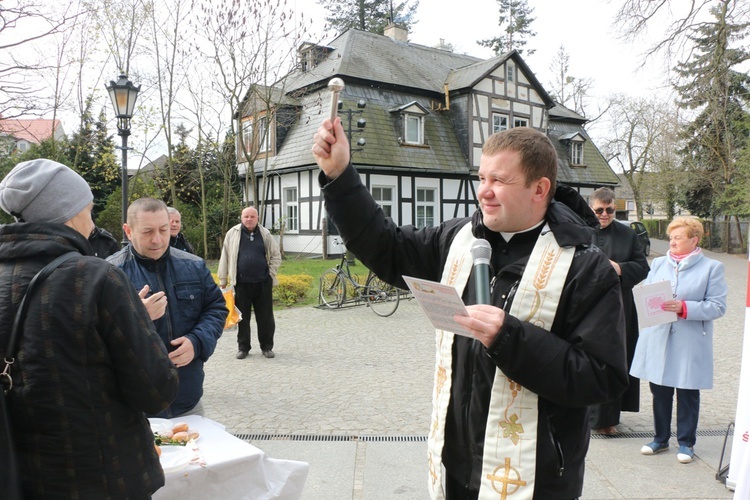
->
xmin=206 ymin=256 xmax=369 ymax=309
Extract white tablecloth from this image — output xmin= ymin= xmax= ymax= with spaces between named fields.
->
xmin=152 ymin=415 xmax=308 ymax=500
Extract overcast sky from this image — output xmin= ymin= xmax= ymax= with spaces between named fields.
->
xmin=295 ymin=0 xmax=673 ymax=104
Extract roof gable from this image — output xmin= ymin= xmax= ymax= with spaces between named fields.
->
xmin=559 ymin=132 xmax=586 ymax=142
xmin=389 ymin=101 xmax=429 ymax=115
xmin=445 ymin=50 xmax=554 ymax=107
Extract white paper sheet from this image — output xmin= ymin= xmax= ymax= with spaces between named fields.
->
xmin=402 ymin=275 xmax=474 ymax=338
xmin=632 ymin=280 xmax=678 ymax=329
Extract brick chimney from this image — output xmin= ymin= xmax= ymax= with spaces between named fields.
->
xmin=384 ymin=22 xmax=408 ymax=42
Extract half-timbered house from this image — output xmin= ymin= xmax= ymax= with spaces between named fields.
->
xmin=236 ymin=26 xmax=619 ymax=255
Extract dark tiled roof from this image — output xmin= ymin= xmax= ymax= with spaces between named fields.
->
xmin=285 ymin=29 xmax=482 ymax=94
xmin=616 ymin=174 xmax=632 ymax=197
xmin=244 ymin=30 xmax=616 ymax=188
xmin=254 ymin=86 xmax=469 ymax=174
xmin=549 ymin=103 xmax=587 ymax=122
xmin=549 ymin=121 xmax=619 ymax=187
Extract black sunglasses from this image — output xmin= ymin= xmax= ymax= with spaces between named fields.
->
xmin=594 ymin=207 xmax=615 ymax=215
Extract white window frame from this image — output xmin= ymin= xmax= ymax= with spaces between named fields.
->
xmin=371 ymin=186 xmax=394 ymax=218
xmin=239 ymin=116 xmax=272 ymax=157
xmin=627 ymin=200 xmax=635 ymax=211
xmin=284 ymin=187 xmax=298 ymax=232
xmin=240 ymin=120 xmax=253 ymax=157
xmin=302 ymin=50 xmax=314 ymax=71
xmin=513 ymin=118 xmax=528 ymax=128
xmin=492 ymin=114 xmax=508 ymax=134
xmin=506 ymin=63 xmax=514 ymax=82
xmin=257 ymin=117 xmax=270 ymax=153
xmin=403 ymin=114 xmax=424 ymax=145
xmin=416 ymin=188 xmax=436 ymax=228
xmin=571 ymin=141 xmax=584 ymax=165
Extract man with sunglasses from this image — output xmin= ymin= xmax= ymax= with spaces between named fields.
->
xmin=589 ymin=187 xmax=650 ymax=435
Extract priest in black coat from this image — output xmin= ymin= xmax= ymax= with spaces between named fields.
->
xmin=589 ymin=187 xmax=650 ymax=435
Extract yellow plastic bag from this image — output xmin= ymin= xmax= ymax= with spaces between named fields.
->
xmin=222 ymin=285 xmax=242 ymax=329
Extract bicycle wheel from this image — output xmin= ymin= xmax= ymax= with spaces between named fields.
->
xmin=319 ymin=270 xmax=345 ymax=308
xmin=365 ymin=274 xmax=400 ymax=317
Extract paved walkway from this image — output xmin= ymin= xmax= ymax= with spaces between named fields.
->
xmin=200 ymin=240 xmax=745 ymax=499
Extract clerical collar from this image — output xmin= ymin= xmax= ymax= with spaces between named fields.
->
xmin=500 ymin=219 xmax=545 ymax=242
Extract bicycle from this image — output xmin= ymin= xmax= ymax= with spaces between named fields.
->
xmin=318 ymin=253 xmax=400 ymax=317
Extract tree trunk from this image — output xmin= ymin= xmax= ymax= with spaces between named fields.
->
xmin=723 ymin=215 xmax=730 ymax=253
xmin=734 ymin=215 xmax=745 ymax=255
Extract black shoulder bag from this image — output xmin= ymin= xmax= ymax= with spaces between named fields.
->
xmin=1 ymin=252 xmax=79 ymax=500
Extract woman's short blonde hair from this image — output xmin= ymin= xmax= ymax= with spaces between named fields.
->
xmin=667 ymin=216 xmax=704 ymax=240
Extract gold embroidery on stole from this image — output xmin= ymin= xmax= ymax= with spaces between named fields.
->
xmin=428 ymin=223 xmax=475 ymax=499
xmin=427 ymin=224 xmax=574 ymax=500
xmin=479 ymin=228 xmax=573 ymax=500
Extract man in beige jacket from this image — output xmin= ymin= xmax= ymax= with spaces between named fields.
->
xmin=218 ymin=207 xmax=281 ymax=359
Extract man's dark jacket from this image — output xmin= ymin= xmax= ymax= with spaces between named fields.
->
xmin=321 ymin=165 xmax=628 ymax=499
xmin=107 ymin=245 xmax=226 ymax=416
xmin=170 ymin=232 xmax=194 ymax=254
xmin=590 ymin=220 xmax=649 ymax=425
xmin=0 ymin=223 xmax=178 ymax=499
xmin=88 ymin=225 xmax=121 ymax=258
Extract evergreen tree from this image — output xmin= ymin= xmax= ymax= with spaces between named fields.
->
xmin=316 ymin=0 xmax=419 ymax=35
xmin=68 ymin=109 xmax=120 ymax=219
xmin=673 ymin=0 xmax=750 ymax=219
xmin=478 ymin=0 xmax=536 ymax=56
xmin=153 ymin=124 xmax=201 ymax=206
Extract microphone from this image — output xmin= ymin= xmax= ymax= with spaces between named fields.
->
xmin=470 ymin=239 xmax=492 ymax=305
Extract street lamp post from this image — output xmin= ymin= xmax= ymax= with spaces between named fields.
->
xmin=105 ymin=74 xmax=140 ymax=245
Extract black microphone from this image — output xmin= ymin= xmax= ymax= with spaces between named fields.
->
xmin=470 ymin=239 xmax=492 ymax=305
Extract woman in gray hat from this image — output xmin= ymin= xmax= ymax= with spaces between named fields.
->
xmin=0 ymin=159 xmax=179 ymax=499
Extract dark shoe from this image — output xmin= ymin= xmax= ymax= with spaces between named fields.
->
xmin=262 ymin=350 xmax=275 ymax=359
xmin=236 ymin=350 xmax=248 ymax=359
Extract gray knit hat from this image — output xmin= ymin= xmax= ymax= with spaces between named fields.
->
xmin=0 ymin=159 xmax=93 ymax=224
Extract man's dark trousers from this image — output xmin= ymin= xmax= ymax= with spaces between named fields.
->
xmin=235 ymin=278 xmax=275 ymax=352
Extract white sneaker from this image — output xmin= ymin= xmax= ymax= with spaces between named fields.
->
xmin=640 ymin=441 xmax=669 ymax=455
xmin=677 ymin=445 xmax=694 ymax=463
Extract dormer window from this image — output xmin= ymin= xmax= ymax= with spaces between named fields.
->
xmin=559 ymin=132 xmax=586 ymax=166
xmin=297 ymin=42 xmax=334 ymax=72
xmin=571 ymin=141 xmax=583 ymax=165
xmin=257 ymin=117 xmax=270 ymax=153
xmin=301 ymin=50 xmax=315 ymax=72
xmin=404 ymin=114 xmax=423 ymax=144
xmin=238 ymin=113 xmax=273 ymax=158
xmin=390 ymin=101 xmax=430 ymax=146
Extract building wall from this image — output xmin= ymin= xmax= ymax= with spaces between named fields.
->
xmin=258 ymin=168 xmax=479 ymax=256
xmin=469 ymin=63 xmax=548 ymax=168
